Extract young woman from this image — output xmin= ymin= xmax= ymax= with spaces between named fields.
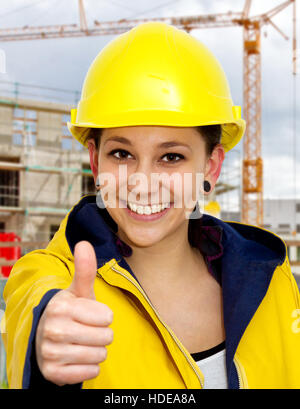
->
xmin=3 ymin=22 xmax=300 ymax=389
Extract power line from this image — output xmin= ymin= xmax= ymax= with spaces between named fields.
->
xmin=26 ymin=0 xmax=66 ymax=26
xmin=0 ymin=0 xmax=48 ymax=20
xmin=126 ymin=0 xmax=183 ymax=20
xmin=99 ymin=0 xmax=138 ymax=14
xmin=0 ymin=80 xmax=79 ymax=95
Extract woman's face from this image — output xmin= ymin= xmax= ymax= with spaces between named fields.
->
xmin=88 ymin=126 xmax=224 ymax=248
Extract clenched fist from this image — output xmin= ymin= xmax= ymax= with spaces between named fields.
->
xmin=35 ymin=241 xmax=114 ymax=386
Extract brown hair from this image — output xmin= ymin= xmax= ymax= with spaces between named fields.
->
xmin=84 ymin=125 xmax=222 ymax=156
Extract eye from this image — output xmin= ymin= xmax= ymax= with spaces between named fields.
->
xmin=109 ymin=149 xmax=133 ymax=160
xmin=161 ymin=153 xmax=184 ymax=163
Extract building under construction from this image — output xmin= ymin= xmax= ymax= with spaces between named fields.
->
xmin=0 ymin=91 xmax=95 ymax=267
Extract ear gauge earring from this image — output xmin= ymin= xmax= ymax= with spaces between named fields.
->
xmin=193 ymin=181 xmax=211 ymax=218
xmin=203 ymin=180 xmax=211 ymax=193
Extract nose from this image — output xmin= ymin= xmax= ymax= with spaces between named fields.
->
xmin=127 ymin=159 xmax=153 ymax=204
xmin=127 ymin=159 xmax=169 ymax=205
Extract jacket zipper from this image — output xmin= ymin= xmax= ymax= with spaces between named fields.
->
xmin=233 ymin=356 xmax=247 ymax=389
xmin=104 ymin=264 xmax=204 ymax=389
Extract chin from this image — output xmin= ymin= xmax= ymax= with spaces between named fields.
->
xmin=124 ymin=229 xmax=166 ymax=248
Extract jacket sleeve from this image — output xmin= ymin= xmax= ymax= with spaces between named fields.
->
xmin=2 ymin=249 xmax=75 ymax=389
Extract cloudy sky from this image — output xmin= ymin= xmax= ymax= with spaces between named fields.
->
xmin=0 ymin=0 xmax=299 ymax=211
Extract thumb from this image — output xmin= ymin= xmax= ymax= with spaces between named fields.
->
xmin=69 ymin=241 xmax=98 ymax=299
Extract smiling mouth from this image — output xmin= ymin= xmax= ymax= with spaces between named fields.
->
xmin=127 ymin=201 xmax=172 ymax=215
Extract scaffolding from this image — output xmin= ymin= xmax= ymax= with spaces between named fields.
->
xmin=0 ymin=88 xmax=95 ymax=269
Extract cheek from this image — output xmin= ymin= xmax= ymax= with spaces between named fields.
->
xmin=98 ymin=155 xmax=128 ymax=183
xmin=97 ymin=157 xmax=120 ymax=205
xmin=171 ymin=164 xmax=205 ymax=207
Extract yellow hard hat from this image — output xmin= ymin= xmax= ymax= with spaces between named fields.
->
xmin=68 ymin=21 xmax=245 ymax=152
xmin=204 ymin=201 xmax=221 ymax=217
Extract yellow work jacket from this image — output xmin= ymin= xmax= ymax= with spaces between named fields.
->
xmin=2 ymin=194 xmax=300 ymax=389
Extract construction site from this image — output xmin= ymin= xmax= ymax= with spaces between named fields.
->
xmin=0 ymin=92 xmax=93 ymax=258
xmin=0 ymin=0 xmax=299 ymax=388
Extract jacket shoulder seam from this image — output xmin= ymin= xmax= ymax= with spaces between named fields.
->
xmin=276 ymin=260 xmax=300 ymax=310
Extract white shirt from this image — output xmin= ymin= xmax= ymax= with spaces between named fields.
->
xmin=194 ymin=349 xmax=228 ymax=389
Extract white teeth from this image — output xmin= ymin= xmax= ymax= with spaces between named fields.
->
xmin=137 ymin=206 xmax=143 ymax=215
xmin=144 ymin=206 xmax=151 ymax=215
xmin=128 ymin=202 xmax=170 ymax=215
xmin=152 ymin=205 xmax=159 ymax=213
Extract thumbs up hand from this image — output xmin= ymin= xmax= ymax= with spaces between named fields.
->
xmin=35 ymin=241 xmax=114 ymax=386
xmin=69 ymin=241 xmax=98 ymax=299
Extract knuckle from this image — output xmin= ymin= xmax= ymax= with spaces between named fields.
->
xmin=40 ymin=342 xmax=50 ymax=359
xmin=48 ymin=303 xmax=62 ymax=317
xmin=48 ymin=297 xmax=70 ymax=317
xmin=43 ymin=322 xmax=65 ymax=342
xmin=42 ymin=322 xmax=53 ymax=339
xmin=42 ymin=363 xmax=58 ymax=383
xmin=41 ymin=342 xmax=59 ymax=361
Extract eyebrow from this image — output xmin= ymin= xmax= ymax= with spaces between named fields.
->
xmin=104 ymin=136 xmax=192 ymax=150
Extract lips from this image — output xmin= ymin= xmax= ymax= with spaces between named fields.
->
xmin=125 ymin=202 xmax=174 ymax=222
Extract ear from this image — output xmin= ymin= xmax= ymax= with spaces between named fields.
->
xmin=87 ymin=139 xmax=99 ymax=185
xmin=204 ymin=144 xmax=225 ymax=191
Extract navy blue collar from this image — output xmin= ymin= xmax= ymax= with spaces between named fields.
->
xmin=66 ymin=194 xmax=286 ymax=389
